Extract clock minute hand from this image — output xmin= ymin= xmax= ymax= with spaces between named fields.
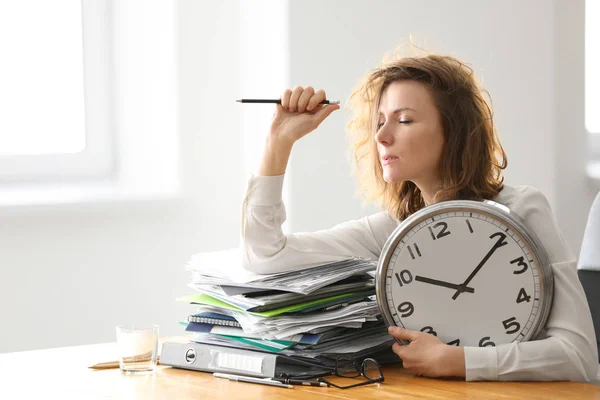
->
xmin=452 ymin=232 xmax=508 ymax=300
xmin=414 ymin=275 xmax=475 ymax=293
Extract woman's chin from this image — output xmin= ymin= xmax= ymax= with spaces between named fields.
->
xmin=383 ymin=173 xmax=406 ymax=184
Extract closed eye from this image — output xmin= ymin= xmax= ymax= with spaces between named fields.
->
xmin=376 ymin=120 xmax=413 ymax=129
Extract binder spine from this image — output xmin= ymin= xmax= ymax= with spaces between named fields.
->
xmin=160 ymin=342 xmax=277 ymax=378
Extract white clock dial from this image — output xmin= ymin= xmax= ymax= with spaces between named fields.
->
xmin=377 ymin=203 xmax=552 ymax=348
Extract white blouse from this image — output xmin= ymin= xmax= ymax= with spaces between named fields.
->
xmin=241 ymin=174 xmax=599 ymax=382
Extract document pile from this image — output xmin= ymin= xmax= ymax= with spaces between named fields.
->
xmin=177 ymin=248 xmax=397 ymax=365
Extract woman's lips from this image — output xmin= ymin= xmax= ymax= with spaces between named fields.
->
xmin=382 ymin=156 xmax=398 ymax=166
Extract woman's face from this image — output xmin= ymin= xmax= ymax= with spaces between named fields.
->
xmin=375 ymin=80 xmax=445 ymax=189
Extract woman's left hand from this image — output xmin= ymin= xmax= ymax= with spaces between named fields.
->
xmin=388 ymin=326 xmax=466 ymax=378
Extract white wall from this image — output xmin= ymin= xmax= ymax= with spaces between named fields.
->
xmin=0 ymin=0 xmax=595 ymax=354
xmin=286 ymin=0 xmax=596 ymax=255
xmin=288 ymin=0 xmax=557 ymax=229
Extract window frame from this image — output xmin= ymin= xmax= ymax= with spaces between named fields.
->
xmin=0 ymin=0 xmax=115 ymax=182
xmin=0 ymin=0 xmax=181 ymax=209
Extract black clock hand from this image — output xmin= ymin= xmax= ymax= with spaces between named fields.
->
xmin=414 ymin=275 xmax=475 ymax=293
xmin=452 ymin=232 xmax=508 ymax=300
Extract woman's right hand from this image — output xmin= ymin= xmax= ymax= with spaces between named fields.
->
xmin=269 ymin=86 xmax=340 ymax=146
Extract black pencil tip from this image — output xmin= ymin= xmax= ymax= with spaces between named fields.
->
xmin=235 ymin=99 xmax=242 ymax=102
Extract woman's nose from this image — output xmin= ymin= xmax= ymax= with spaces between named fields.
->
xmin=375 ymin=123 xmax=393 ymax=146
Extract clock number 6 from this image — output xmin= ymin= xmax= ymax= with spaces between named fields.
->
xmin=479 ymin=337 xmax=496 ymax=347
xmin=397 ymin=301 xmax=414 ymax=318
xmin=502 ymin=317 xmax=521 ymax=334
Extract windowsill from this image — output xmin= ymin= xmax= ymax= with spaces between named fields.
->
xmin=0 ymin=180 xmax=185 ymax=216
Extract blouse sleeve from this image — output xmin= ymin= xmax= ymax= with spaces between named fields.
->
xmin=241 ymin=174 xmax=398 ymax=274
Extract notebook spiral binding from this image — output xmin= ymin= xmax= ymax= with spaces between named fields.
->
xmin=188 ymin=315 xmax=241 ymax=328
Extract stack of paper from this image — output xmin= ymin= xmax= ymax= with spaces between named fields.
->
xmin=177 ymin=248 xmax=396 ymax=361
xmin=186 ymin=249 xmax=377 ymax=294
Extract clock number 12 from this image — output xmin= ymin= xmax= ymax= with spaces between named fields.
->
xmin=428 ymin=221 xmax=451 ymax=240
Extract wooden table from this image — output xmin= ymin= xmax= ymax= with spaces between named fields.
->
xmin=1 ymin=338 xmax=600 ymax=399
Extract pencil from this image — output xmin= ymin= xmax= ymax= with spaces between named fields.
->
xmin=236 ymin=99 xmax=340 ymax=105
xmin=88 ymin=360 xmax=120 ymax=370
xmin=88 ymin=355 xmax=160 ymax=370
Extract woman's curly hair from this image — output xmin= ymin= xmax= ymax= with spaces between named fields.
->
xmin=346 ymin=45 xmax=507 ymax=221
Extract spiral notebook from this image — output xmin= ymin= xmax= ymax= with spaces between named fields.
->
xmin=187 ymin=312 xmax=241 ymax=328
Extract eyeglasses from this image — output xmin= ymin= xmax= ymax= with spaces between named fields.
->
xmin=317 ymin=356 xmax=384 ymax=389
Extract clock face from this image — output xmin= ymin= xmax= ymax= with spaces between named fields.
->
xmin=380 ymin=206 xmax=548 ymax=347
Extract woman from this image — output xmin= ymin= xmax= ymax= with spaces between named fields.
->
xmin=240 ymin=51 xmax=599 ymax=381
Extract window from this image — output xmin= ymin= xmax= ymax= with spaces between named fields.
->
xmin=0 ymin=1 xmax=114 ymax=181
xmin=0 ymin=1 xmax=179 ymax=206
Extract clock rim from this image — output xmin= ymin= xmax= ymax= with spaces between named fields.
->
xmin=374 ymin=199 xmax=554 ymax=345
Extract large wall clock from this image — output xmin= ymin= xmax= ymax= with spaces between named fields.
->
xmin=375 ymin=200 xmax=553 ymax=347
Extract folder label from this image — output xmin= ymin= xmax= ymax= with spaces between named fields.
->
xmin=212 ymin=350 xmax=264 ymax=374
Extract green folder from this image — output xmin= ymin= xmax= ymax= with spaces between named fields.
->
xmin=176 ymin=291 xmax=374 ymax=318
xmin=218 ymin=335 xmax=295 ymax=352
